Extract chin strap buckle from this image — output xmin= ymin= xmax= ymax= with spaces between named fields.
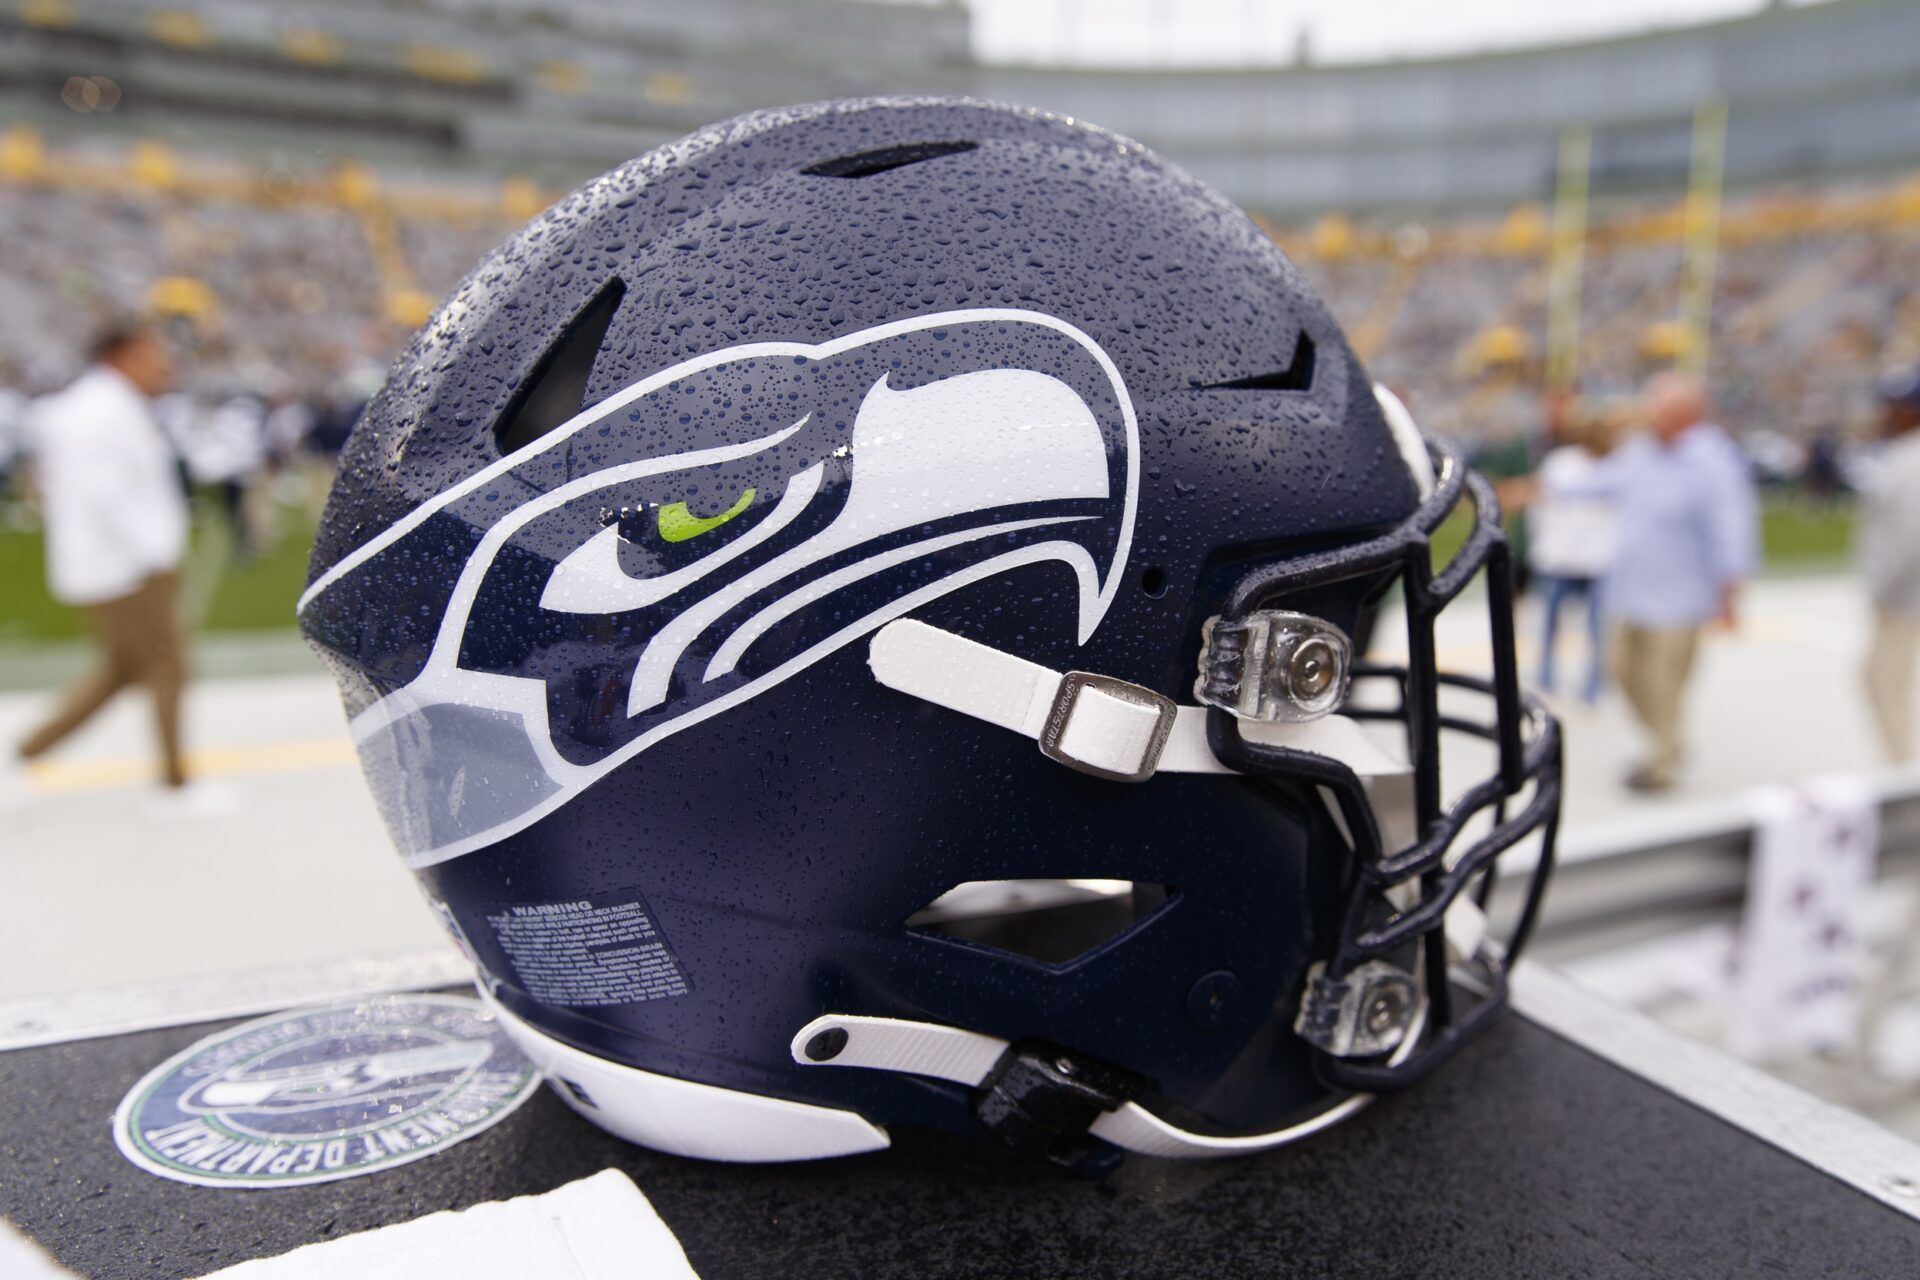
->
xmin=1037 ymin=671 xmax=1178 ymax=783
xmin=973 ymin=1039 xmax=1143 ymax=1170
xmin=866 ymin=618 xmax=1410 ymax=783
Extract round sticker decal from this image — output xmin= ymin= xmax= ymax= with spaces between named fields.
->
xmin=113 ymin=993 xmax=540 ymax=1188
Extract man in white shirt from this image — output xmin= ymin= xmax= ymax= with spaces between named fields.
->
xmin=1860 ymin=367 xmax=1920 ymax=761
xmin=13 ymin=324 xmax=194 ymax=791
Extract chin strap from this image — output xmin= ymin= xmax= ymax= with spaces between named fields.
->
xmin=789 ymin=1013 xmax=1388 ymax=1161
xmin=868 ymin=619 xmax=1407 ymax=784
xmin=853 ymin=622 xmax=1438 ymax=1159
xmin=784 ymin=900 xmax=1493 ymax=1164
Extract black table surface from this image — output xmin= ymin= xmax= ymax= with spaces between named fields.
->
xmin=3 ymin=1006 xmax=1918 ymax=1279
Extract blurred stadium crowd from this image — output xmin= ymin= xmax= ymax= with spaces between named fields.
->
xmin=0 ymin=138 xmax=514 ymax=537
xmin=0 ymin=133 xmax=1916 ymax=557
xmin=1284 ymin=179 xmax=1920 ymax=482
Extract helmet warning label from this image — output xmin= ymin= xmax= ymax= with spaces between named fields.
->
xmin=484 ymin=896 xmax=691 ymax=1007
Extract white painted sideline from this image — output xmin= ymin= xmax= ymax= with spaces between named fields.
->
xmin=1512 ymin=960 xmax=1920 ymax=1221
xmin=0 ymin=947 xmax=471 ymax=1052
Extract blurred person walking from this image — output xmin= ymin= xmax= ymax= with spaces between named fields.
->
xmin=1860 ymin=368 xmax=1920 ymax=762
xmin=1602 ymin=373 xmax=1759 ymax=792
xmin=0 ymin=375 xmax=26 ymax=501
xmin=1529 ymin=398 xmax=1619 ymax=703
xmin=7 ymin=324 xmax=219 ymax=809
xmin=179 ymin=392 xmax=268 ymax=561
xmin=1802 ymin=429 xmax=1849 ymax=511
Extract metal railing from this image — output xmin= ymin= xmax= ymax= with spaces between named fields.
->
xmin=1493 ymin=767 xmax=1920 ymax=962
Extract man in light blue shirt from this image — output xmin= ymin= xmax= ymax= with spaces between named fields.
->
xmin=1597 ymin=373 xmax=1758 ymax=791
xmin=1859 ymin=367 xmax=1920 ymax=761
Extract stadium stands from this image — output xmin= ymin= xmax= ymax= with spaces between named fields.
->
xmin=0 ymin=141 xmax=512 ymax=397
xmin=0 ymin=0 xmax=970 ymax=183
xmin=1 ymin=0 xmax=1917 ymax=448
xmin=1282 ymin=181 xmax=1920 ymax=447
xmin=987 ymin=0 xmax=1920 ymax=215
xmin=3 ymin=131 xmax=1913 ymax=450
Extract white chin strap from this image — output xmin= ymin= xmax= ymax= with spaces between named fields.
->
xmin=789 ymin=1010 xmax=1417 ymax=1158
xmin=850 ymin=619 xmax=1433 ymax=1157
xmin=868 ymin=618 xmax=1407 ymax=783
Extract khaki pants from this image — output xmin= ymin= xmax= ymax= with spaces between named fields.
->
xmin=1864 ymin=610 xmax=1920 ymax=763
xmin=17 ymin=569 xmax=188 ymax=787
xmin=1610 ymin=622 xmax=1701 ymax=784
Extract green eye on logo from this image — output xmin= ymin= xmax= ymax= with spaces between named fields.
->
xmin=656 ymin=487 xmax=755 ymax=543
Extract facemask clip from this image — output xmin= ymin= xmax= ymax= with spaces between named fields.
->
xmin=1196 ymin=610 xmax=1352 ymax=723
xmin=1293 ymin=960 xmax=1423 ymax=1059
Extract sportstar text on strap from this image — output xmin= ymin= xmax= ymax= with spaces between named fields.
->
xmin=867 ymin=619 xmax=1406 ymax=783
xmin=789 ymin=1013 xmax=1416 ymax=1158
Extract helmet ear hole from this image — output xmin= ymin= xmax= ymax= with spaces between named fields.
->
xmin=493 ymin=276 xmax=625 ymax=457
xmin=906 ymin=879 xmax=1175 ymax=968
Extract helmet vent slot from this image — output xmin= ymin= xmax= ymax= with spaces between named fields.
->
xmin=801 ymin=141 xmax=978 ymax=179
xmin=906 ymin=879 xmax=1174 ymax=968
xmin=493 ymin=276 xmax=626 ymax=458
xmin=1196 ymin=330 xmax=1316 ymax=392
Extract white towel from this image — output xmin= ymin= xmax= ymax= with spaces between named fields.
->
xmin=199 ymin=1169 xmax=698 ymax=1280
xmin=0 ymin=1219 xmax=77 ymax=1279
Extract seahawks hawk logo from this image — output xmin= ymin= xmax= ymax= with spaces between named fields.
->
xmin=300 ymin=310 xmax=1139 ymax=865
xmin=181 ymin=1042 xmax=492 ymax=1119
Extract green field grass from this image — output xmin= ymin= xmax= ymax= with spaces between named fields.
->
xmin=1757 ymin=500 xmax=1858 ymax=565
xmin=0 ymin=495 xmax=1863 ymax=646
xmin=0 ymin=498 xmax=318 ymax=645
xmin=1428 ymin=497 xmax=1853 ymax=578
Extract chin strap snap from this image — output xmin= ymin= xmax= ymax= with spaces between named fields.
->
xmin=974 ymin=1041 xmax=1146 ymax=1170
xmin=790 ymin=1013 xmax=1406 ymax=1160
xmin=868 ymin=619 xmax=1407 ymax=784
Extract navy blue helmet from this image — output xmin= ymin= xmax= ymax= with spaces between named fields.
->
xmin=302 ymin=97 xmax=1560 ymax=1170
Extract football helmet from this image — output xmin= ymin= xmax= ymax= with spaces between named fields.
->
xmin=302 ymin=97 xmax=1560 ymax=1171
